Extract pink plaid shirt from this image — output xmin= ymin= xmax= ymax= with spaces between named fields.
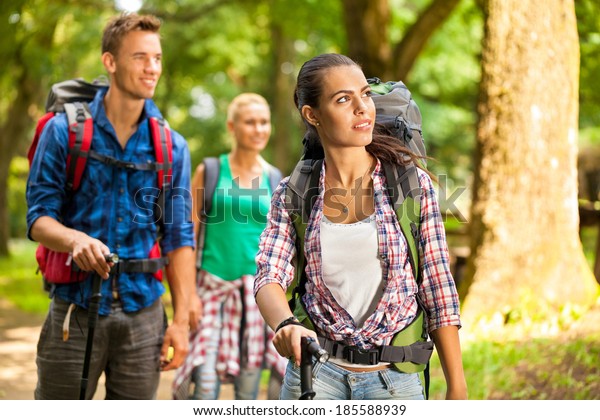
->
xmin=172 ymin=271 xmax=286 ymax=399
xmin=254 ymin=158 xmax=461 ymax=349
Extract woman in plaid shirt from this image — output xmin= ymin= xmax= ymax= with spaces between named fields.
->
xmin=173 ymin=93 xmax=286 ymax=400
xmin=254 ymin=54 xmax=467 ymax=400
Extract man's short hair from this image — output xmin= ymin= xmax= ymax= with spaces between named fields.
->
xmin=102 ymin=13 xmax=161 ymax=56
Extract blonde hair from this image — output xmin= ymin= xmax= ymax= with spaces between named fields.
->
xmin=226 ymin=93 xmax=270 ymax=123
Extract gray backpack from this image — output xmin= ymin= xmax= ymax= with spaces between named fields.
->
xmin=368 ymin=77 xmax=426 ymax=160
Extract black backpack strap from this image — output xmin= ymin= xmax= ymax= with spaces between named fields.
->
xmin=317 ymin=336 xmax=434 ymax=365
xmin=109 ymin=257 xmax=169 ymax=275
xmin=285 ymin=159 xmax=322 ymax=303
xmin=286 ymin=159 xmax=322 ymax=223
xmin=382 ymin=160 xmax=422 ymax=282
xmin=202 ymin=157 xmax=220 ymax=217
xmin=195 ymin=157 xmax=220 ymax=270
xmin=86 ymin=151 xmax=168 ymax=171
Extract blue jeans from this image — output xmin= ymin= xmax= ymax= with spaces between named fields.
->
xmin=280 ymin=360 xmax=425 ymax=400
xmin=190 ymin=304 xmax=261 ymax=400
xmin=35 ymin=297 xmax=165 ymax=399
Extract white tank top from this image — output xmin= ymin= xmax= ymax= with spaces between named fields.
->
xmin=320 ymin=213 xmax=384 ymax=328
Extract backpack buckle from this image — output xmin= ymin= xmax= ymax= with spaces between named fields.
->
xmin=343 ymin=346 xmax=380 ymax=365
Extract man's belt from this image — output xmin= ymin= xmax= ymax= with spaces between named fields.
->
xmin=317 ymin=336 xmax=433 ymax=366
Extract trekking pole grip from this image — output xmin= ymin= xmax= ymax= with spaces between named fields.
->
xmin=299 ymin=336 xmax=328 ymax=400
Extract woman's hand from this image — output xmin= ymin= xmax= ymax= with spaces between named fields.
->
xmin=273 ymin=324 xmax=317 ymax=366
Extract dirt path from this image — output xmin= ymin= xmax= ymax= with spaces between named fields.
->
xmin=0 ymin=299 xmax=43 ymax=399
xmin=0 ymin=298 xmax=247 ymax=400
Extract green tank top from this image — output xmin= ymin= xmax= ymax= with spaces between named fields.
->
xmin=201 ymin=154 xmax=273 ymax=280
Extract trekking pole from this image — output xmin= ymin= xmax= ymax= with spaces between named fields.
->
xmin=299 ymin=336 xmax=329 ymax=400
xmin=79 ymin=253 xmax=119 ymax=400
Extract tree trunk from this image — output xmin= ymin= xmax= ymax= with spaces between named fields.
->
xmin=460 ymin=0 xmax=599 ymax=326
xmin=0 ymin=14 xmax=57 ymax=256
xmin=0 ymin=78 xmax=41 ymax=255
xmin=342 ymin=0 xmax=391 ymax=80
xmin=269 ymin=22 xmax=296 ymax=174
xmin=342 ymin=0 xmax=461 ymax=82
xmin=391 ymin=0 xmax=461 ymax=81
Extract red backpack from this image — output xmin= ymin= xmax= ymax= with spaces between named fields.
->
xmin=28 ymin=78 xmax=172 ymax=285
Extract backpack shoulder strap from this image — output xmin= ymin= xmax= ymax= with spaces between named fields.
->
xmin=148 ymin=117 xmax=173 ymax=190
xmin=194 ymin=156 xmax=220 ymax=270
xmin=382 ymin=160 xmax=422 ymax=284
xmin=202 ymin=157 xmax=220 ymax=217
xmin=383 ymin=159 xmax=432 ymax=399
xmin=285 ymin=159 xmax=322 ymax=296
xmin=64 ymin=102 xmax=93 ymax=192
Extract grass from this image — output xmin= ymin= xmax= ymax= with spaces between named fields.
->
xmin=1 ymin=238 xmax=599 ymax=400
xmin=0 ymin=239 xmax=49 ymax=314
xmin=580 ymin=225 xmax=598 ymax=270
xmin=426 ymin=332 xmax=600 ymax=400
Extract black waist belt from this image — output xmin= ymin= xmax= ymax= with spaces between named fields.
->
xmin=110 ymin=257 xmax=169 ymax=275
xmin=317 ymin=336 xmax=433 ymax=366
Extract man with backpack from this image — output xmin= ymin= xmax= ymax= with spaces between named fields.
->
xmin=26 ymin=13 xmax=196 ymax=399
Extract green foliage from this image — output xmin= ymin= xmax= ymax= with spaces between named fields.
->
xmin=9 ymin=157 xmax=28 ymax=238
xmin=0 ymin=239 xmax=48 ymax=314
xmin=580 ymin=225 xmax=598 ymax=271
xmin=5 ymin=0 xmax=600 ymax=258
xmin=408 ymin=0 xmax=483 ymax=187
xmin=577 ymin=0 xmax=600 ymax=146
xmin=143 ymin=0 xmax=346 ymax=169
xmin=427 ymin=333 xmax=600 ymax=399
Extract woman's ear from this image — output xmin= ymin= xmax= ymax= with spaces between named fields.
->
xmin=301 ymin=105 xmax=320 ymax=127
xmin=226 ymin=119 xmax=235 ymax=133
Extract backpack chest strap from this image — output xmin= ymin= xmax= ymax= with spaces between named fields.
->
xmin=86 ymin=150 xmax=171 ymax=172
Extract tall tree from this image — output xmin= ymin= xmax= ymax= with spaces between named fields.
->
xmin=341 ymin=0 xmax=461 ymax=81
xmin=460 ymin=0 xmax=599 ymax=324
xmin=0 ymin=3 xmax=59 ymax=255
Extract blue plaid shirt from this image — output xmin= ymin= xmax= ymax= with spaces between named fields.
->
xmin=26 ymin=88 xmax=195 ymax=315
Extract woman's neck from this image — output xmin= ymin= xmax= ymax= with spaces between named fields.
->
xmin=228 ymin=148 xmax=264 ymax=188
xmin=229 ymin=148 xmax=262 ymax=170
xmin=324 ymin=148 xmax=374 ymax=188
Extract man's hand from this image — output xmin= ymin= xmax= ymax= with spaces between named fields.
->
xmin=71 ymin=233 xmax=113 ymax=279
xmin=160 ymin=322 xmax=189 ymax=371
xmin=188 ymin=293 xmax=203 ymax=332
xmin=30 ymin=216 xmax=113 ymax=279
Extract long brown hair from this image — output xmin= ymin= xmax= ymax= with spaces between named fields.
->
xmin=294 ymin=53 xmax=425 ymax=169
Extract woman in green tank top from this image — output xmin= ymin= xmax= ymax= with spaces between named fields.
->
xmin=173 ymin=93 xmax=286 ymax=400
